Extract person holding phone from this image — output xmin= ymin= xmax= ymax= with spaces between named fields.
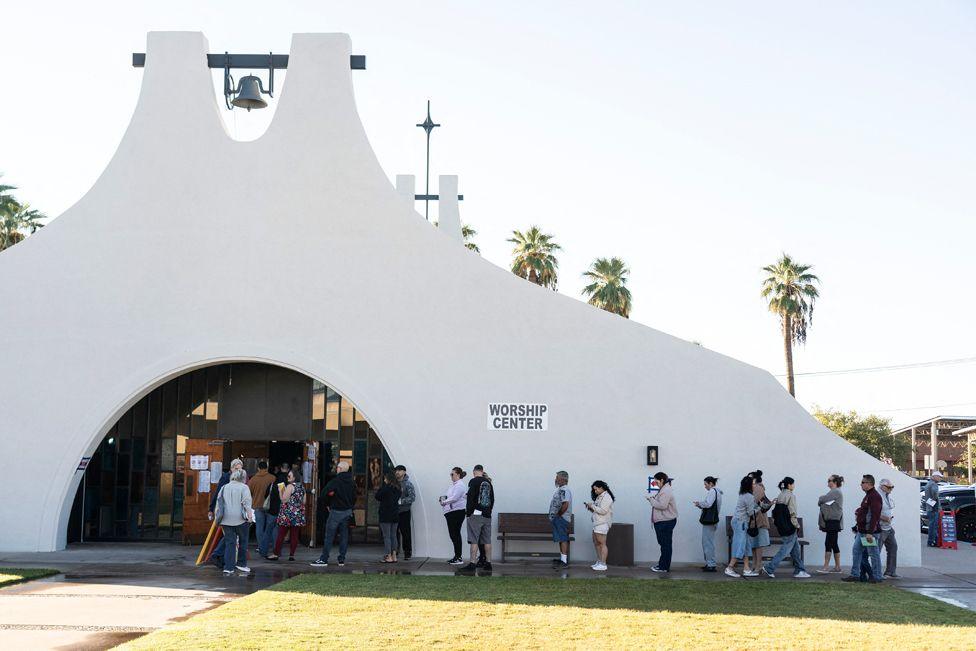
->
xmin=646 ymin=471 xmax=677 ymax=573
xmin=440 ymin=467 xmax=468 ymax=565
xmin=585 ymin=480 xmax=615 ymax=571
xmin=693 ymin=476 xmax=722 ymax=572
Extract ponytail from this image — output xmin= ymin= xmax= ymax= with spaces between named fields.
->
xmin=452 ymin=466 xmax=467 ymax=479
xmin=778 ymin=476 xmax=794 ymax=491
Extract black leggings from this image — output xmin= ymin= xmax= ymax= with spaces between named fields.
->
xmin=445 ymin=510 xmax=465 ymax=558
xmin=824 ymin=529 xmax=840 ymax=554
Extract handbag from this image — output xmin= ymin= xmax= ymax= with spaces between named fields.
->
xmin=699 ymin=489 xmax=719 ymax=525
xmin=746 ymin=514 xmax=759 ymax=537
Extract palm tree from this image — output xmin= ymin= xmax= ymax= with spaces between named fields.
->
xmin=508 ymin=226 xmax=561 ymax=289
xmin=0 ymin=178 xmax=46 ymax=251
xmin=581 ymin=257 xmax=632 ymax=317
xmin=761 ymin=253 xmax=820 ymax=397
xmin=462 ymin=224 xmax=480 ymax=253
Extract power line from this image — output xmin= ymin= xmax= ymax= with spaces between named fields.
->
xmin=774 ymin=355 xmax=976 ymax=378
xmin=870 ymin=401 xmax=976 ymax=414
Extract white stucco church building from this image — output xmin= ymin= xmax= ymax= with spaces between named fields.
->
xmin=0 ymin=32 xmax=920 ymax=567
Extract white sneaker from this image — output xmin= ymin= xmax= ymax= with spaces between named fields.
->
xmin=724 ymin=567 xmax=740 ymax=578
xmin=742 ymin=570 xmax=760 ymax=577
xmin=235 ymin=565 xmax=251 ymax=573
xmin=794 ymin=571 xmax=811 ymax=578
xmin=592 ymin=563 xmax=607 ymax=571
xmin=761 ymin=566 xmax=775 ymax=578
xmin=222 ymin=569 xmax=234 ymax=576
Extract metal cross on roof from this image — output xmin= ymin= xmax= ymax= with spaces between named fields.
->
xmin=416 ymin=100 xmax=441 ymax=221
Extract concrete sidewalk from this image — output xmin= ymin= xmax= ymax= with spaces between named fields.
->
xmin=2 ymin=534 xmax=974 ymax=649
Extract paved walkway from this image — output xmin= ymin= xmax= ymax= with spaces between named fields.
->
xmin=1 ymin=535 xmax=974 ymax=649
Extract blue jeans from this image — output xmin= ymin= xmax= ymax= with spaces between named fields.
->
xmin=701 ymin=524 xmax=717 ymax=567
xmin=212 ymin=528 xmax=248 ymax=565
xmin=318 ymin=509 xmax=352 ymax=563
xmin=221 ymin=524 xmax=251 ymax=572
xmin=653 ymin=519 xmax=676 ymax=570
xmin=254 ymin=510 xmax=276 ymax=556
xmin=850 ymin=534 xmax=881 ymax=581
xmin=763 ymin=532 xmax=806 ymax=575
xmin=551 ymin=516 xmax=570 ymax=543
xmin=927 ymin=509 xmax=939 ymax=546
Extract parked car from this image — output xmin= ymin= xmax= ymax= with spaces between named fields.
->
xmin=919 ymin=484 xmax=976 ymax=542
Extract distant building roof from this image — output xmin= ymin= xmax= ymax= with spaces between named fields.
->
xmin=892 ymin=416 xmax=976 ymax=437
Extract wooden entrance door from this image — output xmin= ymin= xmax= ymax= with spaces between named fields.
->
xmin=181 ymin=439 xmax=228 ymax=544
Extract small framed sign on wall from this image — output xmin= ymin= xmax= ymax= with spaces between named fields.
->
xmin=646 ymin=445 xmax=658 ymax=466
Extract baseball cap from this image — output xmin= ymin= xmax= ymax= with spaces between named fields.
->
xmin=932 ymin=471 xmax=944 ymax=478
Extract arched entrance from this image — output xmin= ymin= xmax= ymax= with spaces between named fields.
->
xmin=66 ymin=361 xmax=396 ymax=549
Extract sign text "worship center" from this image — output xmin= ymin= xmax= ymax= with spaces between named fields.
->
xmin=487 ymin=403 xmax=549 ymax=431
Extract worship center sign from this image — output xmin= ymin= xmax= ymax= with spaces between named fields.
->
xmin=487 ymin=403 xmax=549 ymax=431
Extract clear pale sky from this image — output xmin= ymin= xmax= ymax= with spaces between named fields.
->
xmin=3 ymin=1 xmax=974 ymax=427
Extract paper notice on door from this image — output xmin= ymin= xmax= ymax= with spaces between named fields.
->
xmin=306 ymin=444 xmax=316 ymax=461
xmin=210 ymin=462 xmax=222 ymax=482
xmin=302 ymin=461 xmax=312 ymax=483
xmin=197 ymin=470 xmax=211 ymax=492
xmin=189 ymin=455 xmax=209 ymax=470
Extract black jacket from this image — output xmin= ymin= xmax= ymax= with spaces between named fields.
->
xmin=375 ymin=484 xmax=402 ymax=523
xmin=466 ymin=476 xmax=494 ymax=518
xmin=268 ymin=471 xmax=287 ymax=516
xmin=324 ymin=471 xmax=357 ymax=511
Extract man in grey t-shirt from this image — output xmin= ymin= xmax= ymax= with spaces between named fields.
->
xmin=549 ymin=470 xmax=573 ymax=568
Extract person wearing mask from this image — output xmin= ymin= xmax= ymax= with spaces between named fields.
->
xmin=584 ymin=480 xmax=614 ymax=571
xmin=747 ymin=469 xmax=771 ymax=577
xmin=549 ymin=471 xmax=574 ymax=569
xmin=726 ymin=475 xmax=757 ymax=578
xmin=693 ymin=476 xmax=722 ymax=572
xmin=394 ymin=465 xmax=416 ymax=561
xmin=247 ymin=461 xmax=276 ymax=559
xmin=376 ymin=472 xmax=402 ymax=563
xmin=439 ymin=467 xmax=468 ymax=565
xmin=761 ymin=477 xmax=811 ymax=579
xmin=816 ymin=474 xmax=844 ymax=574
xmin=310 ymin=461 xmax=356 ymax=567
xmin=460 ymin=464 xmax=494 ymax=574
xmin=213 ymin=468 xmax=253 ymax=575
xmin=924 ymin=471 xmax=943 ymax=547
xmin=267 ymin=468 xmax=305 ymax=562
xmin=209 ymin=458 xmax=245 ymax=569
xmin=646 ymin=471 xmax=677 ymax=573
xmin=877 ymin=478 xmax=899 ymax=579
xmin=843 ymin=474 xmax=883 ymax=583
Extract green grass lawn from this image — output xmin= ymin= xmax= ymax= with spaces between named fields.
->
xmin=120 ymin=574 xmax=976 ymax=650
xmin=0 ymin=567 xmax=59 ymax=588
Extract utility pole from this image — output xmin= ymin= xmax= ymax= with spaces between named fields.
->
xmin=416 ymin=100 xmax=440 ymax=221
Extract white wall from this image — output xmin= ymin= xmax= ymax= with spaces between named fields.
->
xmin=0 ymin=32 xmax=920 ymax=567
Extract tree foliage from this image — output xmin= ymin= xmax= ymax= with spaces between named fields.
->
xmin=0 ymin=176 xmax=47 ymax=251
xmin=813 ymin=407 xmax=910 ymax=466
xmin=462 ymin=224 xmax=480 ymax=254
xmin=581 ymin=256 xmax=632 ymax=318
xmin=508 ymin=226 xmax=561 ymax=290
xmin=761 ymin=253 xmax=820 ymax=396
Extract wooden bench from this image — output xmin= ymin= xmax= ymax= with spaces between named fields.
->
xmin=725 ymin=515 xmax=809 ymax=564
xmin=496 ymin=513 xmax=574 ymax=563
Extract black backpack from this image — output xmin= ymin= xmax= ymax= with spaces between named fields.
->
xmin=772 ymin=502 xmax=796 ymax=537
